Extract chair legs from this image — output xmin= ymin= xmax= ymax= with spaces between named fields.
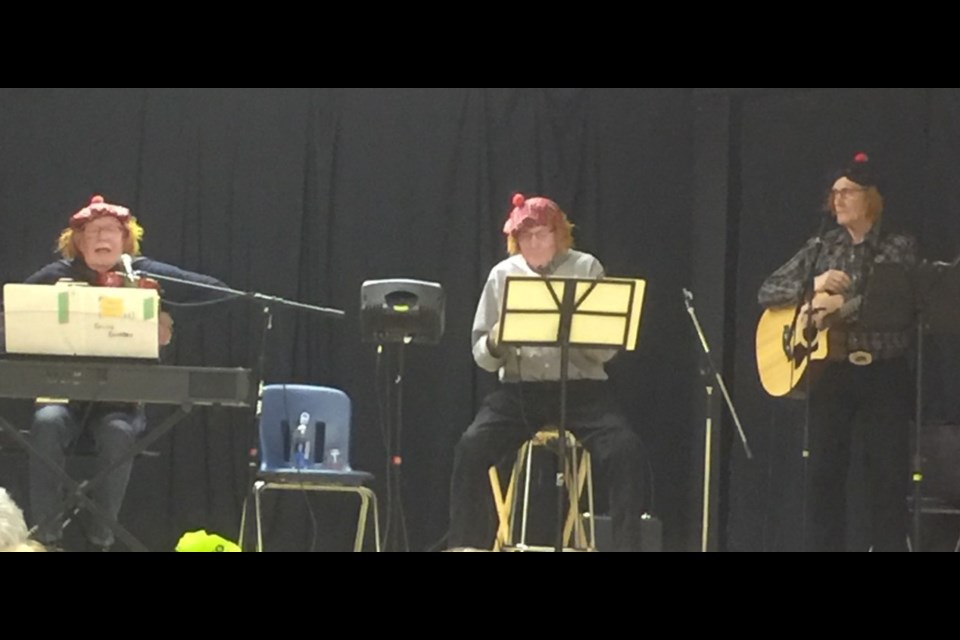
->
xmin=235 ymin=480 xmax=268 ymax=551
xmin=353 ymin=486 xmax=381 ymax=552
xmin=238 ymin=482 xmax=381 ymax=552
xmin=237 ymin=483 xmax=253 ymax=550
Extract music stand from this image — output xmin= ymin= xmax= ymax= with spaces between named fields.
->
xmin=858 ymin=263 xmax=916 ymax=332
xmin=498 ymin=275 xmax=645 ymax=552
xmin=868 ymin=260 xmax=960 ymax=551
xmin=916 ymin=259 xmax=960 ymax=336
xmin=361 ymin=278 xmax=444 ymax=552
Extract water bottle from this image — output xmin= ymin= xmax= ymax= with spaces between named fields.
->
xmin=292 ymin=411 xmax=311 ymax=469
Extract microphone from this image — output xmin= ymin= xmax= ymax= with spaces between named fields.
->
xmin=120 ymin=254 xmax=138 ymax=282
xmin=813 ymin=212 xmax=833 ymax=244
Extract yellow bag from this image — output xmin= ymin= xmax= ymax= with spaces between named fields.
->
xmin=175 ymin=530 xmax=241 ymax=552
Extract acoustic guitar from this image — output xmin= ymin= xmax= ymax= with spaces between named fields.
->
xmin=755 ymin=297 xmax=844 ymax=398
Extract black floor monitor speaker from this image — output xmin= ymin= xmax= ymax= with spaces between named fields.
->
xmin=360 ymin=279 xmax=444 ymax=345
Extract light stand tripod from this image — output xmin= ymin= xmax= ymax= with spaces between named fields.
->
xmin=361 ymin=279 xmax=445 ymax=552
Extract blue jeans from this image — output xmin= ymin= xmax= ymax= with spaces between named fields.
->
xmin=29 ymin=404 xmax=146 ymax=547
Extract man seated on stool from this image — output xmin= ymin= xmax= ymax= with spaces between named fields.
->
xmin=26 ymin=195 xmax=227 ymax=552
xmin=448 ymin=193 xmax=648 ymax=551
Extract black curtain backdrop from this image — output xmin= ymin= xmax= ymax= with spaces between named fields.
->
xmin=5 ymin=88 xmax=956 ymax=552
xmin=0 ymin=88 xmax=697 ymax=551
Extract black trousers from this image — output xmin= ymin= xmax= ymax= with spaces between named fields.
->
xmin=806 ymin=358 xmax=911 ymax=552
xmin=449 ymin=380 xmax=646 ymax=551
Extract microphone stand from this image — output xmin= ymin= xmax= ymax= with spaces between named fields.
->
xmin=682 ymin=289 xmax=752 ymax=552
xmin=134 ymin=271 xmax=345 ymax=320
xmin=134 ymin=269 xmax=345 ymax=549
xmin=786 ymin=217 xmax=831 ymax=552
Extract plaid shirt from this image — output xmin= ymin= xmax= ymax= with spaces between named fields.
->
xmin=758 ymin=224 xmax=918 ymax=360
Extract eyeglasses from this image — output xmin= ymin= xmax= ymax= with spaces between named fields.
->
xmin=517 ymin=228 xmax=554 ymax=242
xmin=830 ymin=187 xmax=867 ymax=199
xmin=82 ymin=224 xmax=125 ymax=238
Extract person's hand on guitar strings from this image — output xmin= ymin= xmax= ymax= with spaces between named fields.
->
xmin=814 ymin=269 xmax=851 ymax=294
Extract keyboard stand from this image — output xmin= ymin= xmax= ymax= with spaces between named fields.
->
xmin=0 ymin=405 xmax=193 ymax=552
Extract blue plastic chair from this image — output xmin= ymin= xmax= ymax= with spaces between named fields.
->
xmin=238 ymin=384 xmax=380 ymax=552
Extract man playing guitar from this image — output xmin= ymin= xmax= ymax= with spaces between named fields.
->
xmin=757 ymin=153 xmax=918 ymax=552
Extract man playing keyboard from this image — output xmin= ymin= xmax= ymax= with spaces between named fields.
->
xmin=26 ymin=195 xmax=226 ymax=552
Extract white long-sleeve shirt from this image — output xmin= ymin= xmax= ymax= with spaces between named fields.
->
xmin=472 ymin=249 xmax=617 ymax=382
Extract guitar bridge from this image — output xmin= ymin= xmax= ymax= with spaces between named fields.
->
xmin=783 ymin=324 xmax=819 ymax=365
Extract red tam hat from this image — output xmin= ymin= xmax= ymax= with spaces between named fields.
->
xmin=502 ymin=193 xmax=562 ymax=235
xmin=68 ymin=195 xmax=131 ymax=230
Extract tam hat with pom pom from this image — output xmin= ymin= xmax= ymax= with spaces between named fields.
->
xmin=836 ymin=152 xmax=879 ymax=189
xmin=68 ymin=195 xmax=131 ymax=230
xmin=502 ymin=193 xmax=562 ymax=235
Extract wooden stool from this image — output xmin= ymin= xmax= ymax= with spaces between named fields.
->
xmin=488 ymin=428 xmax=596 ymax=551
